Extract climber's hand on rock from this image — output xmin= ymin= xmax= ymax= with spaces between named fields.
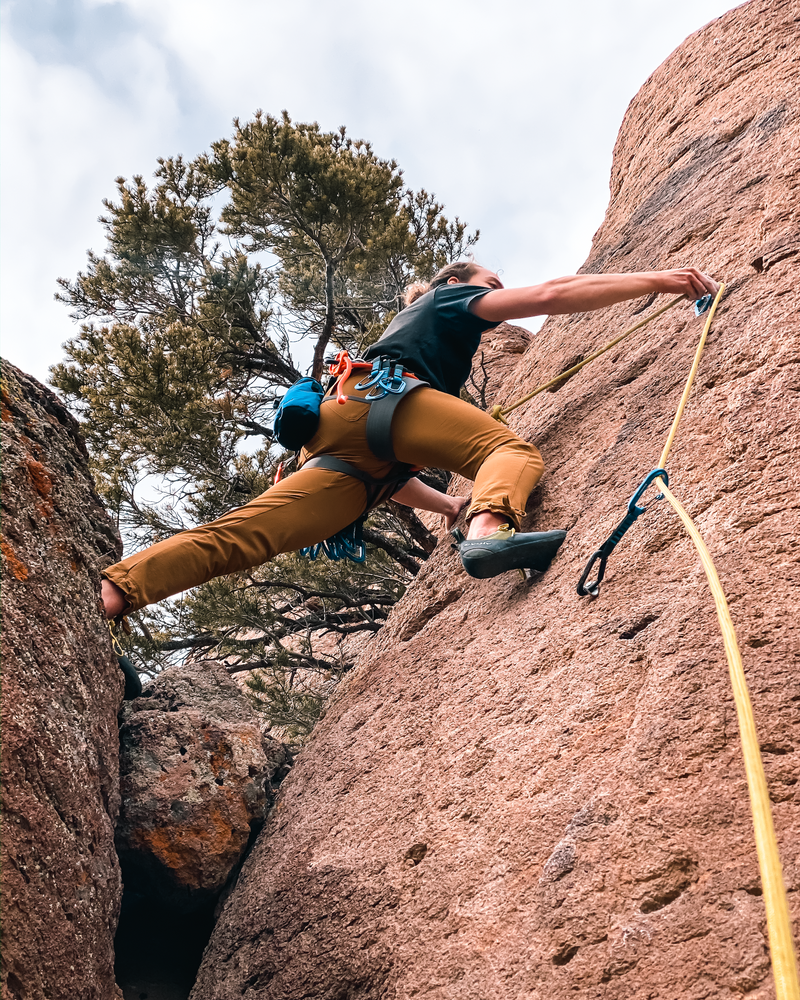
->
xmin=444 ymin=496 xmax=469 ymax=532
xmin=656 ymin=268 xmax=720 ymax=300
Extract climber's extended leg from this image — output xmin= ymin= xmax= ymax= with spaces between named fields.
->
xmin=389 ymin=387 xmax=566 ymax=578
xmin=102 ymin=468 xmax=371 ymax=614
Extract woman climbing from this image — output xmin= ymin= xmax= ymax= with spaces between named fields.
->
xmin=101 ymin=261 xmax=719 ymax=619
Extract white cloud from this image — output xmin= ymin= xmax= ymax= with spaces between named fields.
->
xmin=0 ymin=15 xmax=183 ymax=379
xmin=1 ymin=0 xmax=739 ymax=382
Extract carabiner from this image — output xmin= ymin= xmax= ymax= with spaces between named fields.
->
xmin=354 ymin=358 xmax=407 ymax=398
xmin=627 ymin=468 xmax=669 ymax=517
xmin=576 ymin=549 xmax=607 ymax=598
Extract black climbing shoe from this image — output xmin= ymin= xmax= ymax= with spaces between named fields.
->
xmin=455 ymin=524 xmax=567 ymax=580
xmin=118 ymin=654 xmax=143 ymax=700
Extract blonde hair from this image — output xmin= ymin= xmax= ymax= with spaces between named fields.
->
xmin=403 ymin=261 xmax=481 ymax=307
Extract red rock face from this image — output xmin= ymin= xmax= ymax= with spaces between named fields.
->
xmin=192 ymin=2 xmax=799 ymax=997
xmin=116 ymin=659 xmax=288 ymax=911
xmin=1 ymin=361 xmax=124 ymax=1000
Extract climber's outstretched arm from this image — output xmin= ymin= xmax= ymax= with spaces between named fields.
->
xmin=470 ymin=268 xmax=720 ymax=322
xmin=392 ymin=478 xmax=468 ymax=531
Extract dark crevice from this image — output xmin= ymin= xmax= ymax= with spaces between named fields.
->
xmin=114 ymin=890 xmax=216 ymax=1000
xmin=619 ymin=614 xmax=660 ymax=640
xmin=546 ymin=355 xmax=586 ymax=393
xmin=552 ymin=944 xmax=579 ymax=966
xmin=640 ymin=884 xmax=685 ymax=913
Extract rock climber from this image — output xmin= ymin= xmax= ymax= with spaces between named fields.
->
xmin=101 ymin=261 xmax=719 ymax=620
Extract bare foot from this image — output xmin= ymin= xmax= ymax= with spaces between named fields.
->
xmin=101 ymin=578 xmax=129 ymax=619
xmin=466 ymin=511 xmax=510 ymax=540
xmin=444 ymin=496 xmax=470 ymax=532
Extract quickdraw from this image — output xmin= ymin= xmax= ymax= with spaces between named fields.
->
xmin=353 ymin=356 xmax=408 ymax=398
xmin=576 ymin=468 xmax=668 ymax=597
xmin=301 ymin=519 xmax=367 ymax=563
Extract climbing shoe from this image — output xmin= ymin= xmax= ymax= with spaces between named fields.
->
xmin=454 ymin=524 xmax=567 ymax=580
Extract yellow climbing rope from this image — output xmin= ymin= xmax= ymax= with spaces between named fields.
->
xmin=650 ymin=285 xmax=799 ymax=1000
xmin=490 ymin=295 xmax=685 ymax=424
xmin=658 ymin=478 xmax=799 ymax=1000
xmin=499 ymin=286 xmax=798 ymax=994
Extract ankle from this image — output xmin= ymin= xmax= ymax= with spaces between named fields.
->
xmin=466 ymin=511 xmax=510 ymax=540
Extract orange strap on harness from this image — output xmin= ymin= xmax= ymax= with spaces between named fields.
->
xmin=328 ymin=350 xmax=372 ymax=405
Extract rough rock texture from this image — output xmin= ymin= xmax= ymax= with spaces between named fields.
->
xmin=463 ymin=322 xmax=534 ymax=410
xmin=117 ymin=659 xmax=290 ymax=911
xmin=193 ymin=3 xmax=799 ymax=997
xmin=1 ymin=361 xmax=124 ymax=1000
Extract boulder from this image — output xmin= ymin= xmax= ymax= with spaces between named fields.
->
xmin=116 ymin=658 xmax=289 ymax=911
xmin=1 ymin=360 xmax=124 ymax=1000
xmin=191 ymin=2 xmax=800 ymax=997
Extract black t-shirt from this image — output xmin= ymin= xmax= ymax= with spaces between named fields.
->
xmin=364 ymin=283 xmax=497 ymax=396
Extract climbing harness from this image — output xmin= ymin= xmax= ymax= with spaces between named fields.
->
xmin=336 ymin=352 xmax=431 ymax=462
xmin=569 ymin=284 xmax=798 ymax=999
xmin=297 ymin=453 xmax=419 ymax=563
xmin=281 ymin=352 xmax=430 ymax=563
xmin=576 ymin=468 xmax=668 ymax=597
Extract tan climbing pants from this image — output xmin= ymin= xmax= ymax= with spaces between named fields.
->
xmin=103 ymin=376 xmax=544 ymax=612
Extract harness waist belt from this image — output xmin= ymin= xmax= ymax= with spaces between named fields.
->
xmin=301 ymin=455 xmax=415 ymax=511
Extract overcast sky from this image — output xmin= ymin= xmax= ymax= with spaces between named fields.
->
xmin=1 ymin=0 xmax=740 ymax=384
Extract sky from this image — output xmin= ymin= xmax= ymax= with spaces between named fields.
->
xmin=1 ymin=0 xmax=742 ymax=384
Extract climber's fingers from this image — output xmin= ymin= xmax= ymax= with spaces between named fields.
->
xmin=444 ymin=496 xmax=470 ymax=532
xmin=659 ymin=268 xmax=720 ymax=300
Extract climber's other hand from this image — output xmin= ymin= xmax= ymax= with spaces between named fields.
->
xmin=445 ymin=496 xmax=469 ymax=532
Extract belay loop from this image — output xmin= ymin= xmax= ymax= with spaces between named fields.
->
xmin=576 ymin=468 xmax=668 ymax=597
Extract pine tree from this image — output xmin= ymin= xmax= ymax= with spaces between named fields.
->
xmin=51 ymin=112 xmax=478 ymax=740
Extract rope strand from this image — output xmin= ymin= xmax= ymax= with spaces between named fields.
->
xmin=491 ymin=295 xmax=685 ymax=424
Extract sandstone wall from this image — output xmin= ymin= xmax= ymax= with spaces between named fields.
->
xmin=193 ymin=2 xmax=799 ymax=996
xmin=1 ymin=361 xmax=124 ymax=1000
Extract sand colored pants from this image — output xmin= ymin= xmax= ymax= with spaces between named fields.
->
xmin=104 ymin=376 xmax=545 ymax=612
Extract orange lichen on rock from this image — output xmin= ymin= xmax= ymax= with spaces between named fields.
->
xmin=25 ymin=457 xmax=55 ymax=518
xmin=1 ymin=536 xmax=29 ymax=581
xmin=0 ymin=382 xmax=14 ymax=423
xmin=134 ymin=801 xmax=241 ymax=885
xmin=26 ymin=458 xmax=53 ymax=499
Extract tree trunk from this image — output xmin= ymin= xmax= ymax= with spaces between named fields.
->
xmin=311 ymin=261 xmax=336 ymax=381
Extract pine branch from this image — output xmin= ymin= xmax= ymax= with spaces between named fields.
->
xmin=360 ymin=527 xmax=423 ymax=574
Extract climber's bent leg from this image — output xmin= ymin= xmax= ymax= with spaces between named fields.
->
xmin=390 ymin=388 xmax=565 ymax=577
xmin=102 ymin=469 xmax=369 ymax=613
xmin=390 ymin=387 xmax=544 ymax=529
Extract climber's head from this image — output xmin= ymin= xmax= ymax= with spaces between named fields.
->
xmin=404 ymin=261 xmax=503 ymax=306
xmin=451 ymin=264 xmax=504 ymax=291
